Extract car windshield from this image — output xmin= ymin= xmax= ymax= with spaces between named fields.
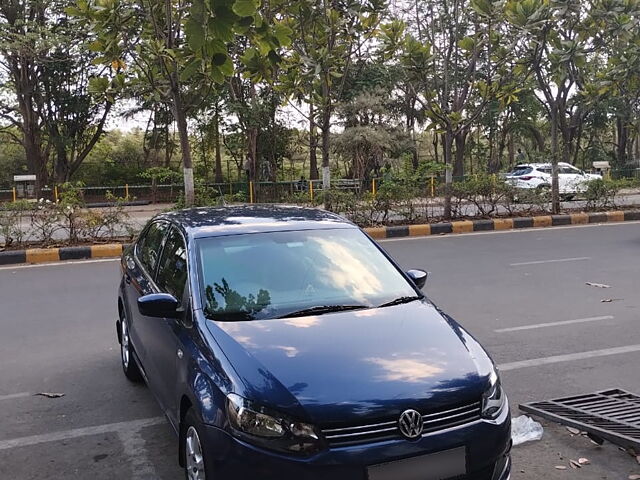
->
xmin=196 ymin=228 xmax=419 ymax=321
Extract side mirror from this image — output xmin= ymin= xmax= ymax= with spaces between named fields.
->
xmin=138 ymin=293 xmax=181 ymax=318
xmin=407 ymin=269 xmax=428 ymax=289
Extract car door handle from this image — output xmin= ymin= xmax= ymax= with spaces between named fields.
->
xmin=177 ymin=349 xmax=183 ymax=359
xmin=125 ymin=274 xmax=132 ymax=285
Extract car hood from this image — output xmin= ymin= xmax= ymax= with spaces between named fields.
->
xmin=206 ymin=300 xmax=495 ymax=424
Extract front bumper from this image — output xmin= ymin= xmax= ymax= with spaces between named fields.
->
xmin=200 ymin=407 xmax=511 ymax=480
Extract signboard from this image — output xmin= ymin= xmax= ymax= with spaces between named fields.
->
xmin=13 ymin=175 xmax=37 ymax=182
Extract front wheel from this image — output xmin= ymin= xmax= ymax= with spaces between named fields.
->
xmin=183 ymin=409 xmax=211 ymax=480
xmin=118 ymin=312 xmax=143 ymax=382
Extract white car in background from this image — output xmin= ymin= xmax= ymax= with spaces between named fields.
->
xmin=505 ymin=162 xmax=602 ymax=199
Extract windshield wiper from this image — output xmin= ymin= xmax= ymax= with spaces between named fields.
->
xmin=377 ymin=296 xmax=421 ymax=308
xmin=277 ymin=305 xmax=368 ymax=319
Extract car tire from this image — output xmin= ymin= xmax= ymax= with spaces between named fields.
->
xmin=183 ymin=409 xmax=211 ymax=480
xmin=118 ymin=311 xmax=143 ymax=383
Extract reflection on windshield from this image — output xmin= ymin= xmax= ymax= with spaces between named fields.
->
xmin=204 ymin=278 xmax=272 ymax=320
xmin=313 ymin=237 xmax=384 ymax=303
xmin=197 ymin=229 xmax=417 ymax=321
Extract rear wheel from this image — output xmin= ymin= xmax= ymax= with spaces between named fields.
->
xmin=183 ymin=409 xmax=211 ymax=480
xmin=119 ymin=311 xmax=143 ymax=382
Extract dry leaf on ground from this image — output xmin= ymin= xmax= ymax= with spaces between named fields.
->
xmin=35 ymin=392 xmax=65 ymax=398
xmin=586 ymin=282 xmax=611 ymax=288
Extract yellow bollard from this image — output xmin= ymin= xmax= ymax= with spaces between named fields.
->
xmin=54 ymin=185 xmax=58 ymax=202
xmin=249 ymin=181 xmax=254 ymax=203
xmin=12 ymin=187 xmax=16 ymax=202
xmin=125 ymin=184 xmax=129 ymax=199
xmin=310 ymin=180 xmax=314 ymax=201
xmin=372 ymin=178 xmax=377 ymax=197
xmin=430 ymin=177 xmax=435 ymax=197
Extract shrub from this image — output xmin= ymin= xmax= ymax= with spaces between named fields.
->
xmin=584 ymin=179 xmax=629 ymax=211
xmin=450 ymin=175 xmax=515 ymax=217
xmin=0 ymin=200 xmax=31 ymax=247
xmin=30 ymin=200 xmax=61 ymax=245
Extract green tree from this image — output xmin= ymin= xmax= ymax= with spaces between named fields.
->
xmin=76 ymin=0 xmax=290 ymax=206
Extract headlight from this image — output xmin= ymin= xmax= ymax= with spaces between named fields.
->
xmin=482 ymin=370 xmax=507 ymax=419
xmin=226 ymin=393 xmax=324 ymax=455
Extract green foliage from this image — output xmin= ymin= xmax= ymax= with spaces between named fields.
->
xmin=174 ymin=181 xmax=224 ymax=209
xmin=450 ymin=175 xmax=515 ymax=217
xmin=0 ymin=200 xmax=32 ymax=247
xmin=584 ymin=179 xmax=630 ymax=211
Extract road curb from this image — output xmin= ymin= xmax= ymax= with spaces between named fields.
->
xmin=363 ymin=210 xmax=640 ymax=240
xmin=0 ymin=244 xmax=129 ymax=266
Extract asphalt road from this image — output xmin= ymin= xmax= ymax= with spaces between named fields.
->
xmin=1 ymin=222 xmax=639 ymax=479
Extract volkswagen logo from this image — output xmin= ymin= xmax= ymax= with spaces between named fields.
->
xmin=398 ymin=409 xmax=424 ymax=439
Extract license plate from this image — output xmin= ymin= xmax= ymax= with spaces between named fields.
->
xmin=367 ymin=447 xmax=466 ymax=480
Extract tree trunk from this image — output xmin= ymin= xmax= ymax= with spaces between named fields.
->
xmin=453 ymin=129 xmax=467 ymax=179
xmin=214 ymin=104 xmax=223 ymax=183
xmin=616 ymin=117 xmax=629 ymax=166
xmin=309 ymin=103 xmax=318 ymax=180
xmin=550 ymin=108 xmax=560 ymax=214
xmin=443 ymin=130 xmax=454 ymax=220
xmin=321 ymin=75 xmax=331 ymax=189
xmin=507 ymin=135 xmax=515 ymax=169
xmin=171 ymin=89 xmax=195 ymax=207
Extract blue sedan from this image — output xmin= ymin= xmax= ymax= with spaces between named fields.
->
xmin=116 ymin=206 xmax=511 ymax=480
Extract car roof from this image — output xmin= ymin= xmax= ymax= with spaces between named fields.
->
xmin=514 ymin=162 xmax=574 ymax=168
xmin=153 ymin=205 xmax=356 ymax=238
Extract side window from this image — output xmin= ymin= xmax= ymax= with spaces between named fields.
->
xmin=560 ymin=166 xmax=580 ymax=175
xmin=155 ymin=227 xmax=188 ymax=301
xmin=137 ymin=222 xmax=168 ymax=276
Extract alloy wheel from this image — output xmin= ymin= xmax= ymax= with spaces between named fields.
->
xmin=185 ymin=426 xmax=206 ymax=480
xmin=121 ymin=315 xmax=130 ymax=369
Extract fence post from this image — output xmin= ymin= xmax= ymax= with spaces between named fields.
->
xmin=372 ymin=178 xmax=377 ymax=197
xmin=12 ymin=187 xmax=16 ymax=203
xmin=310 ymin=180 xmax=314 ymax=201
xmin=125 ymin=184 xmax=129 ymax=199
xmin=229 ymin=182 xmax=232 ymax=195
xmin=249 ymin=181 xmax=254 ymax=203
xmin=54 ymin=185 xmax=59 ymax=203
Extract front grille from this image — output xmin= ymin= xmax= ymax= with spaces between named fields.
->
xmin=321 ymin=401 xmax=482 ymax=447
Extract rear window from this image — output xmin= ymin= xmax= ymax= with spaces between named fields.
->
xmin=536 ymin=167 xmax=552 ymax=174
xmin=509 ymin=166 xmax=533 ymax=176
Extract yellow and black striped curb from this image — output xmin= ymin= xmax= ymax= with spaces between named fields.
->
xmin=1 ymin=210 xmax=639 ymax=265
xmin=0 ymin=244 xmax=129 ymax=266
xmin=363 ymin=210 xmax=640 ymax=240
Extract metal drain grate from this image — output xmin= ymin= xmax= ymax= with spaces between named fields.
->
xmin=520 ymin=389 xmax=640 ymax=449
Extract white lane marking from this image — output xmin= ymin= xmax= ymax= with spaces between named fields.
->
xmin=495 ymin=316 xmax=615 ymax=333
xmin=0 ymin=417 xmax=164 ymax=451
xmin=510 ymin=257 xmax=591 ymax=266
xmin=379 ymin=220 xmax=640 ymax=242
xmin=118 ymin=428 xmax=159 ymax=479
xmin=0 ymin=258 xmax=118 ymax=271
xmin=0 ymin=392 xmax=31 ymax=402
xmin=498 ymin=344 xmax=640 ymax=372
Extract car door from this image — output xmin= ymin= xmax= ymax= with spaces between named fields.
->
xmin=124 ymin=221 xmax=169 ymax=371
xmin=559 ymin=165 xmax=582 ymax=193
xmin=143 ymin=225 xmax=189 ymax=425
